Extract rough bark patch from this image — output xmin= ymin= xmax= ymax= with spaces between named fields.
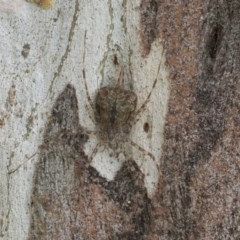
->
xmin=28 ymin=84 xmax=155 ymax=239
xmin=149 ymin=0 xmax=240 ymax=239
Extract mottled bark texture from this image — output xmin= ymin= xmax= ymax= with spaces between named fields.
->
xmin=28 ymin=85 xmax=152 ymax=239
xmin=29 ymin=0 xmax=240 ymax=239
xmin=144 ymin=0 xmax=240 ymax=239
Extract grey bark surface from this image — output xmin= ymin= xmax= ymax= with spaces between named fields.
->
xmin=1 ymin=0 xmax=240 ymax=240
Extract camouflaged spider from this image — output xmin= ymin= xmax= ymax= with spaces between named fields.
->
xmin=82 ymin=65 xmax=158 ymax=166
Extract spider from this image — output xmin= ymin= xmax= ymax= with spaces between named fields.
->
xmin=83 ymin=66 xmax=156 ymax=154
xmin=82 ymin=55 xmax=162 ymax=198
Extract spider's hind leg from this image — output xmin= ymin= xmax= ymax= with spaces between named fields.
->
xmin=130 ymin=140 xmax=160 ymax=198
xmin=130 ymin=141 xmax=156 ymax=166
xmin=82 ymin=31 xmax=95 ymax=113
xmin=132 ymin=51 xmax=164 ymax=127
xmin=87 ymin=142 xmax=102 ymax=165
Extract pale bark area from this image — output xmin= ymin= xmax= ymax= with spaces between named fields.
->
xmin=0 ymin=1 xmax=168 ymax=239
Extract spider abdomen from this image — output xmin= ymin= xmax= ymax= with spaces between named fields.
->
xmin=95 ymin=86 xmax=137 ymax=141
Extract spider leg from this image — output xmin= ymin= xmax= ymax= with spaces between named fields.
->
xmin=88 ymin=142 xmax=102 ymax=163
xmin=82 ymin=68 xmax=94 ymax=111
xmin=130 ymin=141 xmax=156 ymax=163
xmin=115 ymin=67 xmax=124 ymax=89
xmin=82 ymin=30 xmax=94 ymax=111
xmin=85 ymin=101 xmax=96 ymax=125
xmin=130 ymin=140 xmax=160 ymax=173
xmin=134 ymin=78 xmax=157 ymax=123
xmin=8 ymin=151 xmax=39 ymax=174
xmin=132 ymin=50 xmax=164 ymax=126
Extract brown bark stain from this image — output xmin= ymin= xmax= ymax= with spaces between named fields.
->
xmin=28 ymin=85 xmax=153 ymax=239
xmin=140 ymin=0 xmax=240 ymax=239
xmin=192 ymin=105 xmax=240 ymax=239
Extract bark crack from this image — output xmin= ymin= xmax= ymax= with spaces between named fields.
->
xmin=49 ymin=0 xmax=80 ymax=92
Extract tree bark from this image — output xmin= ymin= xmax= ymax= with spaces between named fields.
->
xmin=1 ymin=0 xmax=240 ymax=239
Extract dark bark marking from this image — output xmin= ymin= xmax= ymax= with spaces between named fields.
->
xmin=140 ymin=0 xmax=160 ymax=56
